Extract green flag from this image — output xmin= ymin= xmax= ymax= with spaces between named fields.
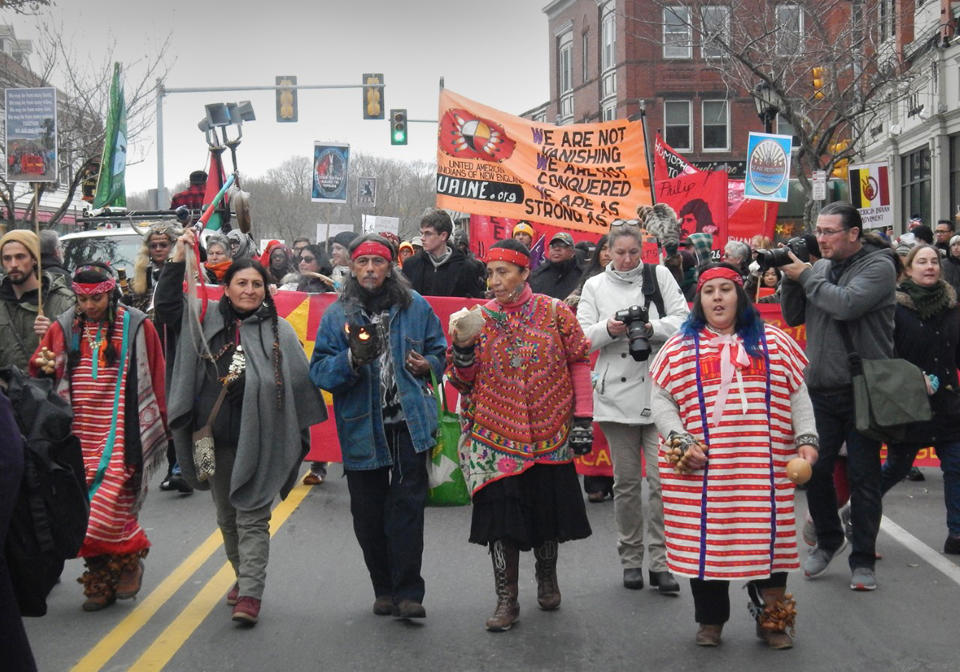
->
xmin=93 ymin=62 xmax=127 ymax=208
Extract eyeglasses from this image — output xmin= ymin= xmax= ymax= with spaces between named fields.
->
xmin=149 ymin=242 xmax=171 ymax=249
xmin=814 ymin=228 xmax=846 ymax=238
xmin=300 ymin=255 xmax=315 ymax=263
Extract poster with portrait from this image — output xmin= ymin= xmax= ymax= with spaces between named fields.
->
xmin=4 ymin=87 xmax=58 ymax=182
xmin=357 ymin=176 xmax=377 ymax=207
xmin=655 ymin=169 xmax=729 ymax=252
xmin=312 ymin=142 xmax=349 ymax=203
xmin=745 ymin=132 xmax=792 ymax=202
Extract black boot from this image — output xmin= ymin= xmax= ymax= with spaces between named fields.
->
xmin=534 ymin=539 xmax=561 ymax=610
xmin=485 ymin=539 xmax=519 ymax=631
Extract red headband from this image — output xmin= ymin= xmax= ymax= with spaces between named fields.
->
xmin=485 ymin=247 xmax=530 ymax=268
xmin=696 ymin=267 xmax=743 ymax=293
xmin=351 ymin=241 xmax=393 ymax=261
xmin=72 ymin=278 xmax=117 ymax=296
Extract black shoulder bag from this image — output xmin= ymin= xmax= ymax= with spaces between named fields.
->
xmin=838 ymin=322 xmax=931 ymax=443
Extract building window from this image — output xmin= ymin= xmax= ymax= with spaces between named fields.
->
xmin=601 ymin=4 xmax=616 ymax=71
xmin=777 ymin=113 xmax=800 ymax=148
xmin=902 ymin=146 xmax=931 ymax=228
xmin=602 ymin=100 xmax=617 ymax=121
xmin=600 ymin=4 xmax=617 ymax=99
xmin=582 ymin=32 xmax=589 ymax=83
xmin=558 ymin=31 xmax=573 ymax=120
xmin=663 ymin=7 xmax=692 ymax=59
xmin=701 ymin=6 xmax=730 ymax=59
xmin=664 ymin=100 xmax=691 ymax=150
xmin=775 ymin=4 xmax=803 ymax=56
xmin=702 ymin=100 xmax=728 ymax=150
xmin=950 ymin=135 xmax=960 ymax=220
xmin=879 ymin=0 xmax=896 ymax=42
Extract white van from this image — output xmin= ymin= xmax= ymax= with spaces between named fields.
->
xmin=59 ymin=227 xmax=143 ymax=275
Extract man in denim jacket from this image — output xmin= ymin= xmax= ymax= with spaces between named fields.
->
xmin=310 ymin=234 xmax=447 ymax=620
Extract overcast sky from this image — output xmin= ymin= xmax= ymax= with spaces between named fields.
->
xmin=18 ymin=0 xmax=550 ymax=197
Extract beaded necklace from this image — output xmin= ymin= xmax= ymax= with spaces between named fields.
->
xmin=84 ymin=322 xmax=105 ymax=380
xmin=482 ymin=297 xmax=535 ymax=369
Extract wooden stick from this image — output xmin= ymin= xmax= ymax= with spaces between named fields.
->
xmin=33 ymin=183 xmax=43 ymax=315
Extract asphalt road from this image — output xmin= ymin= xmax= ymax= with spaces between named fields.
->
xmin=23 ymin=464 xmax=960 ymax=672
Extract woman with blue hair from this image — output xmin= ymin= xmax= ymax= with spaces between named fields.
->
xmin=649 ymin=263 xmax=818 ymax=649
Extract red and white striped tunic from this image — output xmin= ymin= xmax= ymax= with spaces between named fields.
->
xmin=71 ymin=311 xmax=149 ymax=557
xmin=649 ymin=324 xmax=807 ymax=580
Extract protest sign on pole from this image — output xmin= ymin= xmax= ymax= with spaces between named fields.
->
xmin=312 ymin=142 xmax=349 ymax=203
xmin=848 ymin=163 xmax=892 ymax=230
xmin=745 ymin=132 xmax=792 ymax=202
xmin=4 ymin=87 xmax=58 ymax=182
xmin=436 ymin=88 xmax=652 ymax=234
xmin=357 ymin=176 xmax=376 ymax=207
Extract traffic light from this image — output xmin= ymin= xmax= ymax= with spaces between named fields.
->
xmin=80 ymin=159 xmax=100 ymax=202
xmin=362 ymin=73 xmax=384 ymax=120
xmin=390 ymin=108 xmax=407 ymax=145
xmin=829 ymin=139 xmax=849 ymax=179
xmin=276 ymin=75 xmax=298 ymax=123
xmin=812 ymin=66 xmax=825 ymax=100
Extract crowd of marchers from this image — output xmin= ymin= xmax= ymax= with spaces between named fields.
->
xmin=2 ymin=197 xmax=959 ymax=670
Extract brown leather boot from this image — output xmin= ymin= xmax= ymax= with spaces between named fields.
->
xmin=695 ymin=623 xmax=723 ymax=646
xmin=485 ymin=539 xmax=519 ymax=632
xmin=752 ymin=586 xmax=796 ymax=650
xmin=116 ymin=550 xmax=148 ymax=599
xmin=78 ymin=556 xmax=118 ymax=612
xmin=534 ymin=539 xmax=561 ymax=611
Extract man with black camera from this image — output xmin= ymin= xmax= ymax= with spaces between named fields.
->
xmin=781 ymin=201 xmax=897 ymax=592
xmin=577 ymin=224 xmax=689 ymax=594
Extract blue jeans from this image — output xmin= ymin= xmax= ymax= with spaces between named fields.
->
xmin=808 ymin=390 xmax=882 ymax=570
xmin=884 ymin=441 xmax=960 ymax=536
xmin=345 ymin=424 xmax=427 ymax=603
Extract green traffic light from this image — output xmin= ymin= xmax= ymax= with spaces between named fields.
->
xmin=392 ymin=129 xmax=407 ymax=144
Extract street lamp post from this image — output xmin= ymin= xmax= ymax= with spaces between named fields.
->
xmin=753 ymin=81 xmax=780 ymax=134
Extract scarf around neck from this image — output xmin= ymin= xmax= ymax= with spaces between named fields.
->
xmin=607 ymin=261 xmax=644 ymax=284
xmin=899 ymin=279 xmax=953 ymax=320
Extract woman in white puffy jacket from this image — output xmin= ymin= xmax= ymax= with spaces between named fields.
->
xmin=577 ymin=223 xmax=690 ymax=594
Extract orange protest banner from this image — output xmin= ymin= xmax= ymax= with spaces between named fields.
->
xmin=436 ymin=88 xmax=653 ymax=234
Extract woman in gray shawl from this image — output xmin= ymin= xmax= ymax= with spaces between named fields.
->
xmin=154 ymin=229 xmax=327 ymax=627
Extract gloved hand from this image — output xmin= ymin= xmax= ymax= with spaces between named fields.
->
xmin=346 ymin=321 xmax=383 ymax=367
xmin=568 ymin=417 xmax=594 ymax=455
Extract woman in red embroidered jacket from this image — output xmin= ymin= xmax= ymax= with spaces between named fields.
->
xmin=447 ymin=239 xmax=593 ymax=632
xmin=31 ymin=263 xmax=168 ymax=612
xmin=649 ymin=264 xmax=818 ymax=649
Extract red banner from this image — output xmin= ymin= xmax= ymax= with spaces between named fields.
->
xmin=197 ymin=288 xmax=938 ymax=470
xmin=727 ymin=179 xmax=777 ymax=243
xmin=656 ymin=170 xmax=729 ymax=251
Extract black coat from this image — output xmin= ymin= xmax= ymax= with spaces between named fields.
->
xmin=401 ymin=248 xmax=485 ymax=298
xmin=893 ymin=283 xmax=960 ymax=443
xmin=529 ymin=258 xmax=584 ymax=300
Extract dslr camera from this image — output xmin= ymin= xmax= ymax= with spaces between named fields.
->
xmin=754 ymin=236 xmax=810 ymax=270
xmin=614 ymin=305 xmax=652 ymax=362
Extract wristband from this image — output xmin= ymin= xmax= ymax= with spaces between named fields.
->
xmin=795 ymin=433 xmax=819 ymax=450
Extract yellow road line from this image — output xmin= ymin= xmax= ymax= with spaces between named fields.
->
xmin=127 ymin=483 xmax=313 ymax=672
xmin=70 ymin=529 xmax=225 ymax=672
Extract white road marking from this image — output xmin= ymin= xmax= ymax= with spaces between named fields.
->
xmin=881 ymin=515 xmax=960 ymax=585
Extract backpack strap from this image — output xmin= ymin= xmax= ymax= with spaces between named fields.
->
xmin=641 ymin=263 xmax=666 ymax=317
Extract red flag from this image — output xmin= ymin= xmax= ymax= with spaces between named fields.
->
xmin=654 ymin=133 xmax=699 ymax=181
xmin=202 ymin=150 xmax=231 ymax=231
